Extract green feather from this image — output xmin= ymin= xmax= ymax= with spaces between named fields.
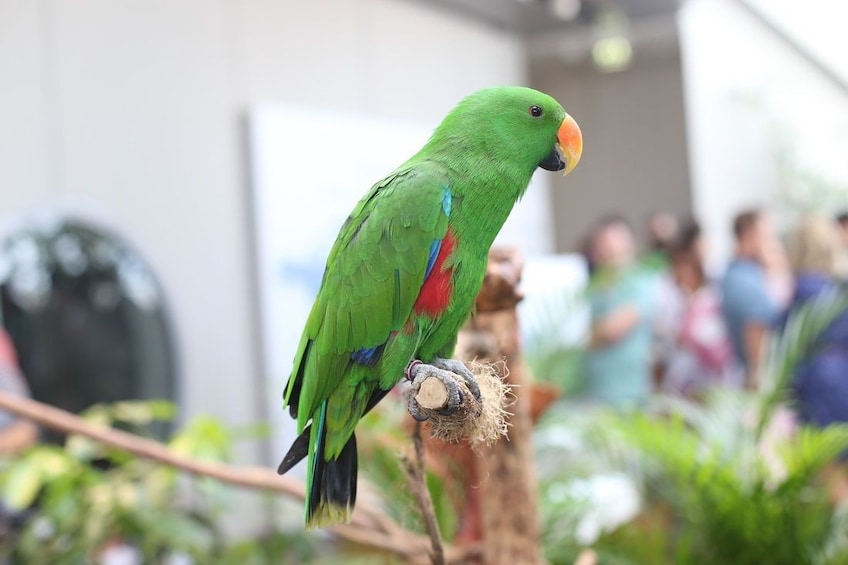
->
xmin=305 ymin=399 xmax=327 ymax=519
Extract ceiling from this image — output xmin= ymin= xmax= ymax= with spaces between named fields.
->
xmin=410 ymin=0 xmax=681 ymax=36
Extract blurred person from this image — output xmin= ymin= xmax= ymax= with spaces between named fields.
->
xmin=0 ymin=329 xmax=37 ymax=454
xmin=583 ymin=216 xmax=658 ymax=409
xmin=762 ymin=235 xmax=793 ymax=310
xmin=656 ymin=221 xmax=736 ymax=398
xmin=0 ymin=328 xmax=38 ymax=539
xmin=783 ymin=216 xmax=848 ymax=426
xmin=783 ymin=215 xmax=848 ymax=504
xmin=721 ymin=209 xmax=781 ymax=387
xmin=641 ymin=211 xmax=679 ymax=273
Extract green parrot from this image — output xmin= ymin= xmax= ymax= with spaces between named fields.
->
xmin=278 ymin=86 xmax=583 ymax=528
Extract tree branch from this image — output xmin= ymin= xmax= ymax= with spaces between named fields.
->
xmin=401 ymin=420 xmax=446 ymax=565
xmin=0 ymin=391 xmax=480 ymax=563
xmin=415 ymin=376 xmax=451 ymax=411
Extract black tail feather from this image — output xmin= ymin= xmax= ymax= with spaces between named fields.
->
xmin=281 ymin=384 xmax=386 ymax=526
xmin=277 ymin=425 xmax=311 ymax=475
xmin=323 ymin=434 xmax=358 ymax=510
xmin=306 ymin=430 xmax=358 ymax=527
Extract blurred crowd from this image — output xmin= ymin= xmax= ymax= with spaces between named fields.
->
xmin=579 ymin=208 xmax=848 ymax=416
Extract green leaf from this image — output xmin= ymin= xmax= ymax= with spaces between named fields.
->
xmin=29 ymin=449 xmax=74 ymax=478
xmin=169 ymin=416 xmax=231 ymax=462
xmin=4 ymin=458 xmax=43 ymax=510
xmin=112 ymin=400 xmax=177 ymax=425
xmin=80 ymin=404 xmax=113 ymax=427
xmin=2 ymin=448 xmax=78 ymax=511
xmin=229 ymin=422 xmax=272 ymax=441
xmin=137 ymin=510 xmax=216 ymax=554
xmin=65 ymin=434 xmax=102 ymax=461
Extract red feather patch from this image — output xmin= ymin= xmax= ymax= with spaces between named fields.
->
xmin=413 ymin=231 xmax=455 ymax=317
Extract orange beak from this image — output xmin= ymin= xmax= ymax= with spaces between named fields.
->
xmin=557 ymin=114 xmax=583 ymax=176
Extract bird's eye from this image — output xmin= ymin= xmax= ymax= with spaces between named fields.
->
xmin=529 ymin=105 xmax=543 ymax=118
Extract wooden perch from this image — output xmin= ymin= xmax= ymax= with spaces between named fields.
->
xmin=402 ymin=421 xmax=447 ymax=565
xmin=401 ymin=354 xmax=509 ymax=564
xmin=466 ymin=247 xmax=544 ymax=565
xmin=0 ymin=390 xmax=479 ymax=564
xmin=415 ymin=377 xmax=450 ymax=411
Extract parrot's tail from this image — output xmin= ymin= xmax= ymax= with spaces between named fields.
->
xmin=304 ymin=401 xmax=358 ymax=529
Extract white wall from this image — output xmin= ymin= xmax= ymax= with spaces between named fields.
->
xmin=0 ymin=0 xmax=526 ymax=535
xmin=679 ymin=0 xmax=848 ymax=269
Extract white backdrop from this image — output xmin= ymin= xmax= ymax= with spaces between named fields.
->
xmin=248 ymin=105 xmax=434 ymax=474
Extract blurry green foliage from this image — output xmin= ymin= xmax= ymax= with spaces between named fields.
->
xmin=0 ymin=400 xmax=324 ymax=564
xmin=536 ymin=288 xmax=848 ymax=565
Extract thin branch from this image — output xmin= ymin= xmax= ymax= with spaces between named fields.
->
xmin=402 ymin=420 xmax=447 ymax=565
xmin=0 ymin=391 xmax=306 ymax=495
xmin=0 ymin=391 xmax=484 ymax=562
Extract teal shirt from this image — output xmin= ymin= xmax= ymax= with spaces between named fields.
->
xmin=583 ymin=267 xmax=658 ymax=409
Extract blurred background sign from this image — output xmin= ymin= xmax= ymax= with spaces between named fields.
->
xmin=247 ymin=105 xmax=432 ymax=467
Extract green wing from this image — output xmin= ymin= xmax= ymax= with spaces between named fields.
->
xmin=284 ymin=166 xmax=451 ymax=432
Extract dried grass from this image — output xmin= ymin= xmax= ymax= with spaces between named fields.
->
xmin=426 ymin=361 xmax=512 ymax=446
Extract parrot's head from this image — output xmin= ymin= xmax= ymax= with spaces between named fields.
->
xmin=431 ymin=86 xmax=583 ymax=178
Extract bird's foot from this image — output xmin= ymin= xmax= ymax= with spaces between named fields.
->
xmin=403 ymin=358 xmax=481 ymax=421
xmin=432 ymin=358 xmax=482 ymax=404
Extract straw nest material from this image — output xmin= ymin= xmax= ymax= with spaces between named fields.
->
xmin=416 ymin=361 xmax=512 ymax=446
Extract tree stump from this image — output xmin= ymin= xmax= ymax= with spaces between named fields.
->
xmin=456 ymin=247 xmax=544 ymax=565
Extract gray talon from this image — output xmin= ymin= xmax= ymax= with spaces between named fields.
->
xmin=434 ymin=369 xmax=463 ymax=415
xmin=408 ymin=397 xmax=431 ymax=421
xmin=402 ymin=363 xmax=432 ymax=420
xmin=432 ymin=358 xmax=482 ymax=404
xmin=403 ymin=361 xmax=468 ymax=417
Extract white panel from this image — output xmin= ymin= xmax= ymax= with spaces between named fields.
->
xmin=497 ymin=171 xmax=557 ymax=256
xmin=248 ymin=106 xmax=431 ymax=489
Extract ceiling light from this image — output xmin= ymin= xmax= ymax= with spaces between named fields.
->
xmin=591 ymin=7 xmax=633 ymax=72
xmin=592 ymin=36 xmax=633 ymax=72
xmin=551 ymin=0 xmax=581 ymax=21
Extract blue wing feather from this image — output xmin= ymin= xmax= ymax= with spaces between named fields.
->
xmin=424 ymin=239 xmax=442 ymax=279
xmin=350 ymin=343 xmax=386 ymax=366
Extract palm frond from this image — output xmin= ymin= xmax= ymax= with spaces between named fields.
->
xmin=757 ymin=287 xmax=848 ymax=435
